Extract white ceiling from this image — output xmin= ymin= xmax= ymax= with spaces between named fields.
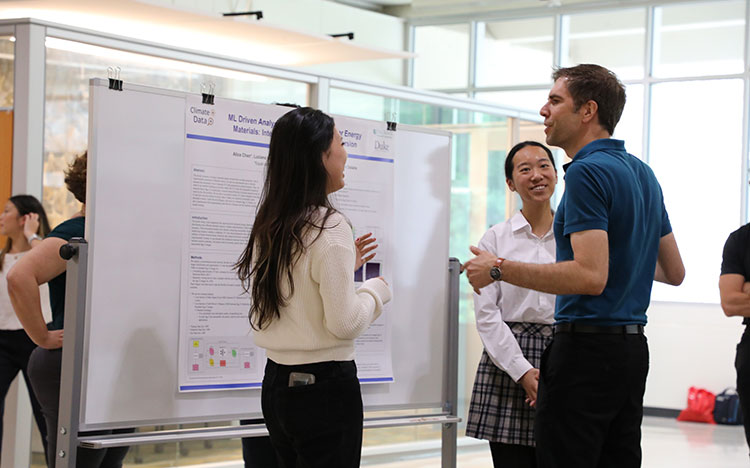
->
xmin=0 ymin=0 xmax=412 ymax=66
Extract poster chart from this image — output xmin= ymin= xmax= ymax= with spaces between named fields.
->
xmin=177 ymin=98 xmax=396 ymax=392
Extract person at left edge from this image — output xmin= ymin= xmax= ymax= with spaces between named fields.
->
xmin=0 ymin=194 xmax=51 ymax=462
xmin=7 ymin=152 xmax=132 ymax=468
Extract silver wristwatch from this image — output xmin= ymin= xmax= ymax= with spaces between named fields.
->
xmin=489 ymin=265 xmax=503 ymax=281
xmin=27 ymin=234 xmax=42 ymax=243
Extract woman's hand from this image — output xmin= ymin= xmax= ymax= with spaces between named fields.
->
xmin=23 ymin=213 xmax=40 ymax=241
xmin=519 ymin=368 xmax=540 ymax=407
xmin=39 ymin=329 xmax=64 ymax=350
xmin=354 ymin=232 xmax=378 ymax=271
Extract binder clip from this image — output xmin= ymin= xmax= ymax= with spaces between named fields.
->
xmin=386 ymin=121 xmax=397 ymax=131
xmin=329 ymin=32 xmax=354 ymax=40
xmin=201 ymin=82 xmax=216 ymax=105
xmin=222 ymin=10 xmax=263 ymax=19
xmin=107 ymin=66 xmax=123 ymax=91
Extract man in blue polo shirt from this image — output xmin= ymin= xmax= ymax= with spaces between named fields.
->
xmin=463 ymin=64 xmax=685 ymax=467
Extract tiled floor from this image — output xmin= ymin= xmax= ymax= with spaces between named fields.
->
xmin=32 ymin=416 xmax=747 ymax=467
xmin=176 ymin=416 xmax=750 ymax=467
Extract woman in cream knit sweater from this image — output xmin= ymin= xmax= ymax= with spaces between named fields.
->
xmin=236 ymin=106 xmax=391 ymax=468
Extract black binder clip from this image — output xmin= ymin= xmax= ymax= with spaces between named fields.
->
xmin=329 ymin=32 xmax=354 ymax=40
xmin=386 ymin=121 xmax=397 ymax=131
xmin=107 ymin=67 xmax=123 ymax=91
xmin=222 ymin=10 xmax=263 ymax=19
xmin=201 ymin=82 xmax=215 ymax=105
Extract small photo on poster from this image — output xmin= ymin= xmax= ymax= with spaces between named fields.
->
xmin=365 ymin=262 xmax=381 ymax=280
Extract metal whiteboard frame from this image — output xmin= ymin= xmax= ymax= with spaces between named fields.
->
xmin=55 ymin=246 xmax=460 ymax=468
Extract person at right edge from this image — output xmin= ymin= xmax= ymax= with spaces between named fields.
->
xmin=235 ymin=106 xmax=391 ymax=468
xmin=462 ymin=64 xmax=685 ymax=468
xmin=720 ymin=220 xmax=750 ymax=460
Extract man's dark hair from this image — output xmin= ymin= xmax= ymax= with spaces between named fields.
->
xmin=552 ymin=64 xmax=626 ymax=135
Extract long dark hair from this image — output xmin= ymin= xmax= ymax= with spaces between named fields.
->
xmin=235 ymin=107 xmax=338 ymax=330
xmin=0 ymin=195 xmax=51 ymax=271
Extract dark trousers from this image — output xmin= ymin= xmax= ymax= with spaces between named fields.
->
xmin=735 ymin=327 xmax=750 ymax=453
xmin=27 ymin=347 xmax=132 ymax=468
xmin=261 ymin=359 xmax=363 ymax=468
xmin=0 ymin=329 xmax=48 ymax=460
xmin=489 ymin=441 xmax=537 ymax=468
xmin=241 ymin=418 xmax=278 ymax=468
xmin=534 ymin=332 xmax=649 ymax=468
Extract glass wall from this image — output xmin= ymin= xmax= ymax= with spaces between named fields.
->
xmin=43 ymin=37 xmax=309 ymax=228
xmin=561 ymin=9 xmax=646 ymax=80
xmin=652 ymin=0 xmax=745 ymax=78
xmin=476 ymin=17 xmax=555 ymax=87
xmin=413 ymin=24 xmax=470 ymax=89
xmin=649 ymin=78 xmax=744 ymax=303
xmin=0 ymin=36 xmax=12 ymax=108
xmin=413 ymin=0 xmax=750 ymax=306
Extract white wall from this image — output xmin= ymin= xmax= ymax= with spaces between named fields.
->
xmin=645 ymin=301 xmax=743 ymax=409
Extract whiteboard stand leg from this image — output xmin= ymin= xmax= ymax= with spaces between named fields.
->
xmin=55 ymin=239 xmax=88 ymax=468
xmin=442 ymin=258 xmax=460 ymax=468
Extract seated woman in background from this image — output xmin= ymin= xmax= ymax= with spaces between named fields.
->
xmin=236 ymin=107 xmax=391 ymax=468
xmin=465 ymin=141 xmax=557 ymax=468
xmin=8 ymin=152 xmax=131 ymax=468
xmin=0 ymin=194 xmax=51 ymax=460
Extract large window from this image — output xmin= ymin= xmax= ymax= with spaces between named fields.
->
xmin=412 ymin=1 xmax=750 ymax=306
xmin=562 ymin=9 xmax=646 ymax=80
xmin=649 ymin=79 xmax=744 ymax=303
xmin=413 ymin=24 xmax=470 ymax=89
xmin=653 ymin=0 xmax=746 ymax=78
xmin=43 ymin=38 xmax=309 ymax=228
xmin=0 ymin=36 xmax=12 ymax=108
xmin=476 ymin=17 xmax=555 ymax=87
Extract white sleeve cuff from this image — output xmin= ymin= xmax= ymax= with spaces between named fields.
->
xmin=506 ymin=357 xmax=534 ymax=383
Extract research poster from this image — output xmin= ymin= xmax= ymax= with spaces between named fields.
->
xmin=177 ymin=98 xmax=396 ymax=392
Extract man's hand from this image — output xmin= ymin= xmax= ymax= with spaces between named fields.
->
xmin=461 ymin=246 xmax=501 ymax=294
xmin=743 ymin=282 xmax=750 ymax=295
xmin=519 ymin=368 xmax=540 ymax=407
xmin=38 ymin=329 xmax=64 ymax=350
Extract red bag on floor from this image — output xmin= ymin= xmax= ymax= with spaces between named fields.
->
xmin=677 ymin=386 xmax=716 ymax=424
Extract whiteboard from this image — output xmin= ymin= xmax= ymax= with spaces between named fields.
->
xmin=81 ymin=79 xmax=452 ymax=430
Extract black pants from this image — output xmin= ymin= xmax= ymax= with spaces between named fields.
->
xmin=261 ymin=359 xmax=363 ymax=468
xmin=27 ymin=347 xmax=132 ymax=468
xmin=534 ymin=332 xmax=649 ymax=468
xmin=489 ymin=441 xmax=537 ymax=468
xmin=735 ymin=327 xmax=750 ymax=453
xmin=241 ymin=418 xmax=278 ymax=468
xmin=0 ymin=329 xmax=48 ymax=460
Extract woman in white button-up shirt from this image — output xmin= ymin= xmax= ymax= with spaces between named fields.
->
xmin=465 ymin=141 xmax=557 ymax=468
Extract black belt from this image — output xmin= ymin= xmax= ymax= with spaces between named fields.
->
xmin=554 ymin=322 xmax=644 ymax=335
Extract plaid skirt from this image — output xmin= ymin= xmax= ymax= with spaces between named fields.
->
xmin=466 ymin=322 xmax=553 ymax=446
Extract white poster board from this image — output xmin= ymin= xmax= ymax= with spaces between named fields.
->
xmin=82 ymin=79 xmax=451 ymax=429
